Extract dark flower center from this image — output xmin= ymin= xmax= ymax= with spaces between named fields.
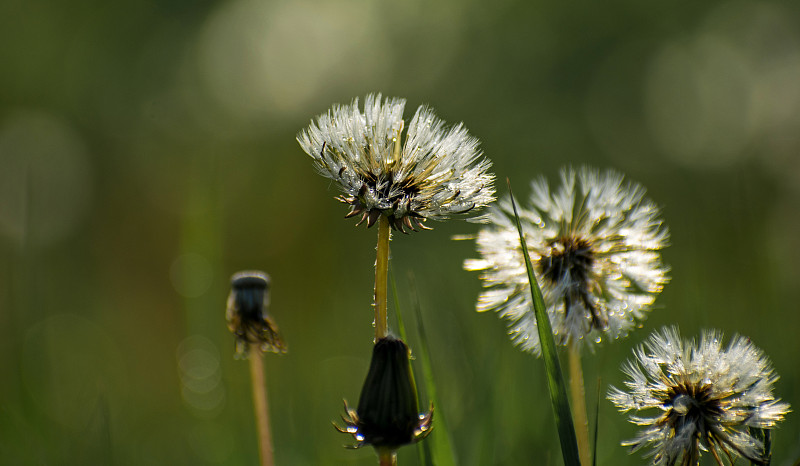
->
xmin=339 ymin=170 xmax=429 ymax=232
xmin=664 ymin=382 xmax=723 ymax=436
xmin=363 ymin=171 xmax=421 ymax=206
xmin=539 ymin=236 xmax=608 ymax=331
xmin=539 ymin=236 xmax=595 ymax=287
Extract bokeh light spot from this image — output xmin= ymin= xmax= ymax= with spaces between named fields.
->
xmin=0 ymin=110 xmax=92 ymax=248
xmin=197 ymin=0 xmax=390 ymax=123
xmin=645 ymin=34 xmax=753 ymax=168
xmin=177 ymin=335 xmax=225 ymax=416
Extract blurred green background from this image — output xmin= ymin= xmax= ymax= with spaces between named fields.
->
xmin=2 ymin=0 xmax=799 ymax=464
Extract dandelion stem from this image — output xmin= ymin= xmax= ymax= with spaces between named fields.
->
xmin=568 ymin=343 xmax=590 ymax=466
xmin=378 ymin=450 xmax=397 ymax=466
xmin=374 ymin=215 xmax=391 ymax=340
xmin=249 ymin=348 xmax=275 ymax=466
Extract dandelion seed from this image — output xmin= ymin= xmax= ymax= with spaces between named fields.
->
xmin=297 ymin=94 xmax=495 ymax=233
xmin=608 ymin=327 xmax=790 ymax=466
xmin=465 ymin=167 xmax=669 ymax=355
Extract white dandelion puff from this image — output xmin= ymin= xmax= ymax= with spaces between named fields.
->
xmin=297 ymin=94 xmax=495 ymax=232
xmin=608 ymin=327 xmax=791 ymax=465
xmin=464 ymin=167 xmax=669 ymax=355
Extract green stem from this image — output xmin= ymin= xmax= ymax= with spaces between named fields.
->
xmin=249 ymin=348 xmax=275 ymax=466
xmin=568 ymin=343 xmax=590 ymax=466
xmin=378 ymin=449 xmax=397 ymax=466
xmin=374 ymin=215 xmax=391 ymax=340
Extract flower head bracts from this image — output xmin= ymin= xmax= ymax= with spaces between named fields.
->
xmin=298 ymin=94 xmax=495 ymax=232
xmin=608 ymin=327 xmax=790 ymax=465
xmin=465 ymin=167 xmax=669 ymax=355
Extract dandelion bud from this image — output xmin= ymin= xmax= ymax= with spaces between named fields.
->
xmin=337 ymin=336 xmax=433 ymax=453
xmin=226 ymin=271 xmax=286 ymax=357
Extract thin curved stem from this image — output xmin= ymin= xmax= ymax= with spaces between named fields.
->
xmin=249 ymin=348 xmax=275 ymax=466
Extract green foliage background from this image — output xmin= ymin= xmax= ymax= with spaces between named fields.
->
xmin=1 ymin=0 xmax=799 ymax=464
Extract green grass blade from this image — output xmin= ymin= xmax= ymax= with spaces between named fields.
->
xmin=390 ymin=271 xmax=430 ymax=466
xmin=409 ymin=273 xmax=457 ymax=466
xmin=391 ymin=270 xmax=410 ymax=343
xmin=508 ymin=179 xmax=582 ymax=466
xmin=390 ymin=269 xmax=458 ymax=466
xmin=592 ymin=378 xmax=601 ymax=466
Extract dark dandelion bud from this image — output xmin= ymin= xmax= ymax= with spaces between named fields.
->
xmin=336 ymin=336 xmax=433 ymax=453
xmin=226 ymin=271 xmax=287 ymax=357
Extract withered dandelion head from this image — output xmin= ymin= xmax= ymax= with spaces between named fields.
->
xmin=298 ymin=94 xmax=495 ymax=233
xmin=608 ymin=327 xmax=790 ymax=466
xmin=226 ymin=271 xmax=287 ymax=357
xmin=465 ymin=167 xmax=669 ymax=355
xmin=335 ymin=336 xmax=433 ymax=453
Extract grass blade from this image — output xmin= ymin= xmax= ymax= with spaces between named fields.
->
xmin=592 ymin=378 xmax=601 ymax=466
xmin=389 ymin=271 xmax=430 ymax=466
xmin=390 ymin=270 xmax=458 ymax=466
xmin=409 ymin=274 xmax=457 ymax=466
xmin=507 ymin=178 xmax=581 ymax=466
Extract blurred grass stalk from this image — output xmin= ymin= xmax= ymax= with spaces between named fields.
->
xmin=508 ymin=179 xmax=581 ymax=466
xmin=568 ymin=345 xmax=591 ymax=465
xmin=391 ymin=271 xmax=458 ymax=466
xmin=592 ymin=378 xmax=601 ymax=466
xmin=249 ymin=347 xmax=275 ymax=466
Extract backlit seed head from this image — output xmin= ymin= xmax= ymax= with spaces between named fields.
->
xmin=298 ymin=94 xmax=495 ymax=233
xmin=465 ymin=167 xmax=670 ymax=355
xmin=608 ymin=327 xmax=791 ymax=465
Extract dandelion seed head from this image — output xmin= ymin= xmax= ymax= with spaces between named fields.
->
xmin=608 ymin=327 xmax=791 ymax=465
xmin=465 ymin=167 xmax=669 ymax=355
xmin=298 ymin=94 xmax=495 ymax=232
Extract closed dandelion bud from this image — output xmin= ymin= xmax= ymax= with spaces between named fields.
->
xmin=337 ymin=336 xmax=433 ymax=453
xmin=226 ymin=271 xmax=287 ymax=357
